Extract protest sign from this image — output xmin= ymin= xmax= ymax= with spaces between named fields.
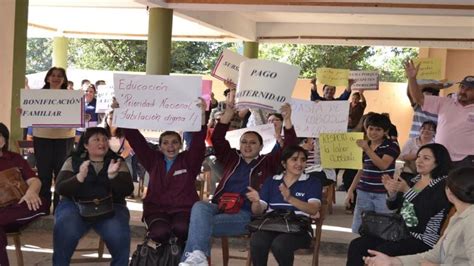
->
xmin=235 ymin=59 xmax=300 ymax=111
xmin=21 ymin=89 xmax=84 ymax=128
xmin=349 ymin=70 xmax=379 ymax=90
xmin=211 ymin=49 xmax=248 ymax=84
xmin=413 ymin=58 xmax=442 ymax=80
xmin=201 ymin=80 xmax=212 ymax=111
xmin=113 ymin=73 xmax=202 ymax=131
xmin=96 ymin=84 xmax=115 ymax=113
xmin=316 ymin=68 xmax=350 ymax=87
xmin=320 ymin=132 xmax=364 ymax=169
xmin=224 ymin=124 xmax=276 ymax=155
xmin=291 ymin=99 xmax=349 ymax=137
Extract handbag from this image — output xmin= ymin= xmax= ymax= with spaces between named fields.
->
xmin=130 ymin=236 xmax=182 ymax=266
xmin=74 ymin=195 xmax=115 ymax=222
xmin=0 ymin=167 xmax=28 ymax=208
xmin=218 ymin=192 xmax=244 ymax=214
xmin=359 ymin=211 xmax=411 ymax=242
xmin=246 ymin=210 xmax=312 ymax=234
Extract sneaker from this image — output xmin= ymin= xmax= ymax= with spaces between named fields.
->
xmin=179 ymin=250 xmax=208 ymax=266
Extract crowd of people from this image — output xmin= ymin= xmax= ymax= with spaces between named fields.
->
xmin=0 ymin=62 xmax=473 ymax=266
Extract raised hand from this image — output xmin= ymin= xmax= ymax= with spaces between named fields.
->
xmin=356 ymin=139 xmax=369 ymax=151
xmin=404 ymin=59 xmax=420 ymax=79
xmin=246 ymin=186 xmax=260 ymax=203
xmin=280 ymin=103 xmax=292 ymax=121
xmin=107 ymin=159 xmax=121 ymax=179
xmin=76 ymin=160 xmax=90 ymax=183
xmin=279 ymin=183 xmax=292 ymax=202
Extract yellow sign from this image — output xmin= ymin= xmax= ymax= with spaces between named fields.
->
xmin=413 ymin=58 xmax=442 ymax=80
xmin=320 ymin=132 xmax=364 ymax=169
xmin=316 ymin=68 xmax=350 ymax=87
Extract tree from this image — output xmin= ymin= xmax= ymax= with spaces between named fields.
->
xmin=26 ymin=38 xmax=52 ymax=74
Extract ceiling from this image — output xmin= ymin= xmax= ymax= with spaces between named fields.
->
xmin=28 ymin=0 xmax=474 ymax=48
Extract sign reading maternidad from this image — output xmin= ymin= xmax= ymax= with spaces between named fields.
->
xmin=21 ymin=89 xmax=84 ymax=128
xmin=113 ymin=73 xmax=202 ymax=131
xmin=235 ymin=59 xmax=300 ymax=111
xmin=291 ymin=99 xmax=349 ymax=138
xmin=211 ymin=49 xmax=248 ymax=84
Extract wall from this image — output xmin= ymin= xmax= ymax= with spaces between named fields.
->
xmin=0 ymin=0 xmax=15 ymax=128
xmin=445 ymin=49 xmax=474 ymax=95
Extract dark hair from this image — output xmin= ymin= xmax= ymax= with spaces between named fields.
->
xmin=68 ymin=81 xmax=74 ymax=86
xmin=352 ymin=92 xmax=361 ymax=98
xmin=421 ymin=120 xmax=437 ymax=132
xmin=267 ymin=113 xmax=283 ymax=121
xmin=310 ymin=78 xmax=316 ymax=85
xmin=280 ymin=145 xmax=308 ymax=171
xmin=74 ymin=127 xmax=111 ymax=156
xmin=417 ymin=143 xmax=452 ymax=178
xmin=43 ymin=67 xmax=68 ymax=90
xmin=446 ymin=167 xmax=474 ymax=204
xmin=0 ymin=123 xmax=10 ymax=152
xmin=421 ymin=87 xmax=440 ymax=96
xmin=103 ymin=111 xmax=123 ymax=138
xmin=95 ymin=80 xmax=106 ymax=88
xmin=81 ymin=79 xmax=90 ymax=86
xmin=365 ymin=113 xmax=391 ymax=131
xmin=322 ymin=84 xmax=336 ymax=91
xmin=159 ymin=131 xmax=182 ymax=145
xmin=223 ymin=88 xmax=231 ymax=96
xmin=240 ymin=131 xmax=263 ymax=146
xmin=87 ymin=84 xmax=96 ymax=93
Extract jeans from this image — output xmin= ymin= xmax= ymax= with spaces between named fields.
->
xmin=53 ymin=199 xmax=131 ymax=266
xmin=182 ymin=201 xmax=252 ymax=258
xmin=351 ymin=189 xmax=391 ymax=233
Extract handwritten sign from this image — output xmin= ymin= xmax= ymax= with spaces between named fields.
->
xmin=235 ymin=59 xmax=300 ymax=111
xmin=413 ymin=58 xmax=442 ymax=80
xmin=291 ymin=99 xmax=349 ymax=137
xmin=201 ymin=80 xmax=212 ymax=111
xmin=211 ymin=49 xmax=248 ymax=84
xmin=20 ymin=89 xmax=84 ymax=128
xmin=316 ymin=68 xmax=350 ymax=87
xmin=96 ymin=84 xmax=115 ymax=113
xmin=224 ymin=124 xmax=277 ymax=155
xmin=320 ymin=132 xmax=364 ymax=169
xmin=349 ymin=71 xmax=379 ymax=90
xmin=113 ymin=73 xmax=202 ymax=131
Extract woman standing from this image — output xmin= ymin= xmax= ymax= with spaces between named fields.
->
xmin=33 ymin=67 xmax=75 ymax=212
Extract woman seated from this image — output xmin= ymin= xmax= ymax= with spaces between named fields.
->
xmin=399 ymin=121 xmax=436 ymax=181
xmin=364 ymin=166 xmax=474 ymax=266
xmin=53 ymin=127 xmax=134 ymax=265
xmin=346 ymin=143 xmax=453 ymax=266
xmin=122 ymin=99 xmax=208 ymax=247
xmin=0 ymin=123 xmax=48 ymax=266
xmin=179 ymin=96 xmax=297 ymax=266
xmin=247 ymin=145 xmax=322 ymax=266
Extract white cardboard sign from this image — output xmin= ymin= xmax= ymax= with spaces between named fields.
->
xmin=291 ymin=99 xmax=349 ymax=137
xmin=349 ymin=70 xmax=379 ymax=90
xmin=20 ymin=89 xmax=84 ymax=128
xmin=235 ymin=59 xmax=300 ymax=111
xmin=96 ymin=84 xmax=115 ymax=113
xmin=113 ymin=73 xmax=202 ymax=131
xmin=211 ymin=49 xmax=248 ymax=84
xmin=224 ymin=124 xmax=277 ymax=155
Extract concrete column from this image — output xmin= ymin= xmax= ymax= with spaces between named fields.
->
xmin=146 ymin=8 xmax=173 ymax=75
xmin=2 ymin=0 xmax=29 ymax=150
xmin=52 ymin=36 xmax=68 ymax=69
xmin=243 ymin=41 xmax=259 ymax=59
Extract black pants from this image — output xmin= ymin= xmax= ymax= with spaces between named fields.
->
xmin=33 ymin=136 xmax=74 ymax=212
xmin=346 ymin=235 xmax=431 ymax=266
xmin=250 ymin=230 xmax=311 ymax=266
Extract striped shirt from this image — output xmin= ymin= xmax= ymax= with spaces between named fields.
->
xmin=357 ymin=139 xmax=400 ymax=193
xmin=409 ymin=105 xmax=438 ymax=138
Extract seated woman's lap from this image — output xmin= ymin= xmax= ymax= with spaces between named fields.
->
xmin=145 ymin=211 xmax=190 ymax=244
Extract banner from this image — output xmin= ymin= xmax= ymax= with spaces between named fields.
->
xmin=320 ymin=132 xmax=364 ymax=169
xmin=413 ymin=58 xmax=442 ymax=80
xmin=201 ymin=80 xmax=212 ymax=111
xmin=20 ymin=89 xmax=84 ymax=128
xmin=96 ymin=84 xmax=115 ymax=113
xmin=349 ymin=70 xmax=379 ymax=90
xmin=224 ymin=124 xmax=277 ymax=155
xmin=291 ymin=99 xmax=349 ymax=137
xmin=316 ymin=68 xmax=350 ymax=87
xmin=235 ymin=59 xmax=300 ymax=111
xmin=113 ymin=73 xmax=202 ymax=131
xmin=211 ymin=49 xmax=248 ymax=84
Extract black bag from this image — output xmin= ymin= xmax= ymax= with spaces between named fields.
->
xmin=130 ymin=236 xmax=182 ymax=266
xmin=74 ymin=195 xmax=114 ymax=222
xmin=246 ymin=210 xmax=312 ymax=234
xmin=359 ymin=211 xmax=411 ymax=242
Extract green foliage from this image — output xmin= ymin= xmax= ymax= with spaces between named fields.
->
xmin=26 ymin=38 xmax=52 ymax=74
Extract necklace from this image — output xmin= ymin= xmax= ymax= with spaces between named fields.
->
xmin=89 ymin=160 xmax=104 ymax=163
